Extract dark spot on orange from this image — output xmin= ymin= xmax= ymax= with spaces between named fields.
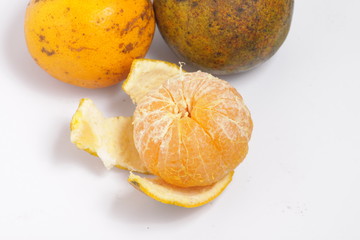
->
xmin=68 ymin=46 xmax=96 ymax=52
xmin=118 ymin=43 xmax=124 ymax=49
xmin=41 ymin=47 xmax=55 ymax=56
xmin=122 ymin=43 xmax=134 ymax=53
xmin=39 ymin=35 xmax=45 ymax=42
xmin=64 ymin=71 xmax=69 ymax=75
xmin=138 ymin=28 xmax=145 ymax=36
xmin=121 ymin=2 xmax=152 ymax=35
xmin=130 ymin=181 xmax=140 ymax=188
xmin=236 ymin=7 xmax=244 ymax=14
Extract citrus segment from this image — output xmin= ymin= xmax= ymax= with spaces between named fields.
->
xmin=122 ymin=59 xmax=184 ymax=103
xmin=70 ymin=98 xmax=147 ymax=173
xmin=128 ymin=171 xmax=234 ymax=208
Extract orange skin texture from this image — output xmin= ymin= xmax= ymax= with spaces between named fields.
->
xmin=133 ymin=72 xmax=253 ymax=187
xmin=154 ymin=0 xmax=294 ymax=74
xmin=24 ymin=0 xmax=155 ymax=88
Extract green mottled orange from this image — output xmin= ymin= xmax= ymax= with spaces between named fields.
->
xmin=154 ymin=0 xmax=294 ymax=74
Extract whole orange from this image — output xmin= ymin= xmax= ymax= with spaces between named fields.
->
xmin=24 ymin=0 xmax=155 ymax=88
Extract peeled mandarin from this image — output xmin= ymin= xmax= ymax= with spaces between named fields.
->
xmin=133 ymin=71 xmax=253 ymax=187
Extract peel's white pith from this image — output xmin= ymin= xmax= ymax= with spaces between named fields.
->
xmin=70 ymin=98 xmax=147 ymax=173
xmin=123 ymin=58 xmax=185 ymax=104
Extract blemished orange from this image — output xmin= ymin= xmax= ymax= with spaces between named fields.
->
xmin=133 ymin=71 xmax=253 ymax=187
xmin=24 ymin=0 xmax=155 ymax=88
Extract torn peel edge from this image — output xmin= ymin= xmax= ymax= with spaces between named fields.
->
xmin=70 ymin=98 xmax=148 ymax=174
xmin=122 ymin=58 xmax=186 ymax=104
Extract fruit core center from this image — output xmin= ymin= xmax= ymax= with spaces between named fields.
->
xmin=179 ymin=107 xmax=190 ymax=118
xmin=174 ymin=98 xmax=192 ymax=119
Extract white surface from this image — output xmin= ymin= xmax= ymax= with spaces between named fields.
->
xmin=1 ymin=1 xmax=360 ymax=239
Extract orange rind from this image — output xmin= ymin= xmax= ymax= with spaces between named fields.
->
xmin=70 ymin=58 xmax=252 ymax=207
xmin=122 ymin=59 xmax=184 ymax=103
xmin=70 ymin=98 xmax=147 ymax=173
xmin=128 ymin=171 xmax=234 ymax=208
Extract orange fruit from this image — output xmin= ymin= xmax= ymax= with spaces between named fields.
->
xmin=133 ymin=71 xmax=253 ymax=187
xmin=70 ymin=59 xmax=253 ymax=207
xmin=24 ymin=0 xmax=155 ymax=88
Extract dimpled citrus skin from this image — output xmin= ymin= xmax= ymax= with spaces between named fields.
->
xmin=154 ymin=0 xmax=294 ymax=74
xmin=24 ymin=0 xmax=155 ymax=88
xmin=133 ymin=72 xmax=253 ymax=187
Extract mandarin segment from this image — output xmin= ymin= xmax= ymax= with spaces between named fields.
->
xmin=156 ymin=117 xmax=222 ymax=187
xmin=133 ymin=71 xmax=253 ymax=187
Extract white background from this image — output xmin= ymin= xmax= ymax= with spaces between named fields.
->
xmin=1 ymin=0 xmax=360 ymax=239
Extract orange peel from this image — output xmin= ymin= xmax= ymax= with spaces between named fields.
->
xmin=122 ymin=58 xmax=184 ymax=103
xmin=128 ymin=171 xmax=234 ymax=208
xmin=70 ymin=98 xmax=147 ymax=173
